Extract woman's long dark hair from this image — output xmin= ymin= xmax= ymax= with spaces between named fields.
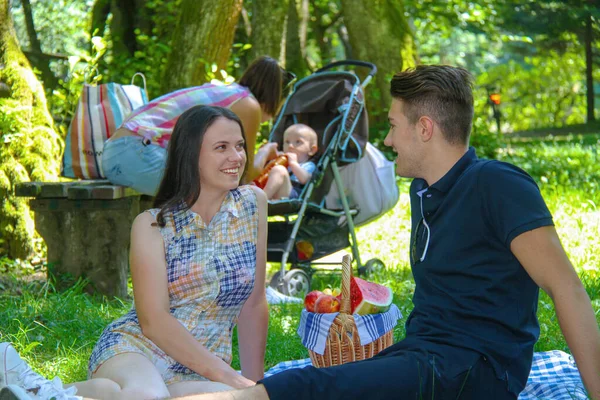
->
xmin=153 ymin=105 xmax=247 ymax=227
xmin=238 ymin=56 xmax=284 ymax=117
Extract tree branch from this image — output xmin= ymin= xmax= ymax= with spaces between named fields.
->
xmin=19 ymin=0 xmax=57 ymax=88
xmin=323 ymin=12 xmax=342 ymax=31
xmin=22 ymin=49 xmax=69 ymax=61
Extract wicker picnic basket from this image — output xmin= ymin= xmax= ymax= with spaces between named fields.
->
xmin=308 ymin=254 xmax=394 ymax=368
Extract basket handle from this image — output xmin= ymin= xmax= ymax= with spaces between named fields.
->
xmin=340 ymin=254 xmax=353 ymax=314
xmin=131 ymin=72 xmax=147 ymax=93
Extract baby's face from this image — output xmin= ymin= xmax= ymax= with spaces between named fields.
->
xmin=283 ymin=129 xmax=315 ymax=163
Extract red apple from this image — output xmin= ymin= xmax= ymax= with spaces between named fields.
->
xmin=314 ymin=294 xmax=341 ymax=313
xmin=304 ymin=290 xmax=323 ymax=312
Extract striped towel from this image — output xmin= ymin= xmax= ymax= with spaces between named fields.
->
xmin=297 ymin=304 xmax=402 ymax=355
xmin=264 ymin=351 xmax=588 ymax=399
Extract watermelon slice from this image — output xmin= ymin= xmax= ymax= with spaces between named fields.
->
xmin=350 ymin=277 xmax=393 ymax=315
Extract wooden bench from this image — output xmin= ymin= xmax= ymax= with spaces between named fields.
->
xmin=15 ymin=180 xmax=153 ymax=298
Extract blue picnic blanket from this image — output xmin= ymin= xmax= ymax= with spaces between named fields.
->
xmin=264 ymin=350 xmax=588 ymax=399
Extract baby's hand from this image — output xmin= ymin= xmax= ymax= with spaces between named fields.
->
xmin=285 ymin=152 xmax=298 ymax=163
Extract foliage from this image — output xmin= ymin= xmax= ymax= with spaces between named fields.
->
xmin=9 ymin=0 xmax=95 ymax=85
xmin=494 ymin=1 xmax=600 ymax=51
xmin=477 ymin=51 xmax=589 ymax=133
xmin=93 ymin=0 xmax=181 ymax=99
xmin=406 ymin=0 xmax=599 ymax=139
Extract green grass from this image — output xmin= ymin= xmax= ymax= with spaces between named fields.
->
xmin=1 ymin=137 xmax=599 ymax=390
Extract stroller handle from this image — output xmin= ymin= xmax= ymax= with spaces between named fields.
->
xmin=316 ymin=60 xmax=377 ymax=88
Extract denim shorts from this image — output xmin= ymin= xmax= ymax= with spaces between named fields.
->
xmin=102 ymin=135 xmax=166 ymax=196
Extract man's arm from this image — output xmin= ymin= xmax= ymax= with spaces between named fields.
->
xmin=511 ymin=226 xmax=600 ymax=399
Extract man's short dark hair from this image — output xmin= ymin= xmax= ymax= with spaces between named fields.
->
xmin=390 ymin=65 xmax=474 ymax=145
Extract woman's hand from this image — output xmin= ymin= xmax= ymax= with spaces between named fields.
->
xmin=254 ymin=142 xmax=279 ymax=171
xmin=218 ymin=369 xmax=257 ymax=389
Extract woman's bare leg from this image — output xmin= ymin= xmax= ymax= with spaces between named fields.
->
xmin=71 ymin=353 xmax=170 ymax=400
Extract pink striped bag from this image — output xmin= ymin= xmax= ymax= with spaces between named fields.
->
xmin=62 ymin=74 xmax=148 ymax=179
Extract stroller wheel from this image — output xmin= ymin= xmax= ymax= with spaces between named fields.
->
xmin=358 ymin=258 xmax=385 ymax=277
xmin=269 ymin=271 xmax=284 ymax=292
xmin=282 ymin=269 xmax=311 ymax=297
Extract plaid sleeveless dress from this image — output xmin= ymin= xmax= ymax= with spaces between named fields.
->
xmin=88 ymin=186 xmax=258 ymax=385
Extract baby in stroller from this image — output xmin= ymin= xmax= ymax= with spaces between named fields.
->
xmin=263 ymin=124 xmax=318 ymax=200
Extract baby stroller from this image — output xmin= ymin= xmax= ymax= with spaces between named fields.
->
xmin=267 ymin=60 xmax=387 ymax=297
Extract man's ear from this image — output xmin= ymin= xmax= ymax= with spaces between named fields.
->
xmin=418 ymin=116 xmax=434 ymax=142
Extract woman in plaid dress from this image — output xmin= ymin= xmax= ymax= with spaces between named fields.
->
xmin=0 ymin=106 xmax=268 ymax=400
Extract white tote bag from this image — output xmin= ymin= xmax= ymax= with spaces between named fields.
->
xmin=325 ymin=143 xmax=399 ymax=225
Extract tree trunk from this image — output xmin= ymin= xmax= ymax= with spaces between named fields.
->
xmin=285 ymin=0 xmax=309 ymax=75
xmin=109 ymin=0 xmax=147 ymax=57
xmin=0 ymin=0 xmax=62 ymax=259
xmin=251 ymin=0 xmax=289 ymax=63
xmin=19 ymin=0 xmax=57 ymax=90
xmin=90 ymin=0 xmax=111 ymax=38
xmin=161 ymin=0 xmax=243 ymax=93
xmin=340 ymin=0 xmax=416 ymax=121
xmin=584 ymin=12 xmax=595 ymax=123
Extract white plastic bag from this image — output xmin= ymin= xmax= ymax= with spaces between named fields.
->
xmin=325 ymin=143 xmax=399 ymax=225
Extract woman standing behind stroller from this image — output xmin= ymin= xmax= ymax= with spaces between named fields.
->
xmin=0 ymin=106 xmax=268 ymax=399
xmin=102 ymin=56 xmax=287 ymax=195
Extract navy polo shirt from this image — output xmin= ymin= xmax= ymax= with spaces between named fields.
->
xmin=406 ymin=147 xmax=553 ymax=394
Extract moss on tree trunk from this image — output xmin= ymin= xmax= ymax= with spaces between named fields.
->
xmin=0 ymin=0 xmax=61 ymax=259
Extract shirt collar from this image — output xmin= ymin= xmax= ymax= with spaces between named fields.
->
xmin=172 ymin=189 xmax=241 ymax=232
xmin=429 ymin=147 xmax=478 ymax=194
xmin=220 ymin=189 xmax=241 ymax=218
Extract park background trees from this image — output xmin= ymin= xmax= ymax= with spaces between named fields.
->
xmin=1 ymin=0 xmax=599 ymax=259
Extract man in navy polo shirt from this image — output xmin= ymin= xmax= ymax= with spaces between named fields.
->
xmin=167 ymin=66 xmax=600 ymax=400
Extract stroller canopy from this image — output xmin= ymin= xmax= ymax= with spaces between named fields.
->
xmin=270 ymin=71 xmax=369 ymax=164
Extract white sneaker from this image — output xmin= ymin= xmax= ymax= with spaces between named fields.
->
xmin=0 ymin=343 xmax=82 ymax=400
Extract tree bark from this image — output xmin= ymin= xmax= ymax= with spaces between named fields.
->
xmin=19 ymin=0 xmax=57 ymax=90
xmin=584 ymin=12 xmax=595 ymax=122
xmin=340 ymin=0 xmax=416 ymax=119
xmin=0 ymin=0 xmax=62 ymax=259
xmin=285 ymin=0 xmax=309 ymax=75
xmin=251 ymin=0 xmax=289 ymax=63
xmin=161 ymin=0 xmax=243 ymax=93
